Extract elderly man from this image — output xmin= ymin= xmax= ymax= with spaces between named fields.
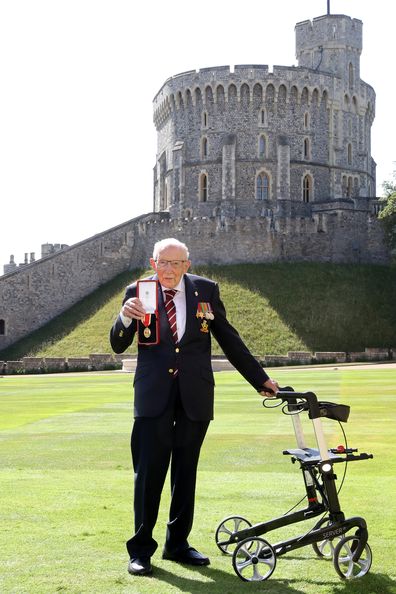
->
xmin=110 ymin=238 xmax=278 ymax=576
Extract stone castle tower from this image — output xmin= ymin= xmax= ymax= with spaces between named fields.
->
xmin=152 ymin=14 xmax=376 ymax=224
xmin=0 ymin=10 xmax=388 ymax=353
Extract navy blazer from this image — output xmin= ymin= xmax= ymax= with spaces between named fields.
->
xmin=110 ymin=273 xmax=269 ymax=421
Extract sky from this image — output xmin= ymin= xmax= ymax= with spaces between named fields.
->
xmin=0 ymin=0 xmax=394 ymax=273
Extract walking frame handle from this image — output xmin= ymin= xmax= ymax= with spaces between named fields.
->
xmin=262 ymin=387 xmax=344 ymax=462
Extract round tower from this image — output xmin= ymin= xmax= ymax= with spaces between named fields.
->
xmin=152 ymin=11 xmax=376 ymax=222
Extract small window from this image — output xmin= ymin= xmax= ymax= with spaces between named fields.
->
xmin=304 ymin=138 xmax=310 ymax=160
xmin=256 ymin=173 xmax=269 ymax=200
xmin=304 ymin=112 xmax=309 ymax=129
xmin=199 ymin=173 xmax=208 ymax=202
xmin=201 ymin=137 xmax=208 ymax=158
xmin=259 ymin=108 xmax=267 ymax=126
xmin=0 ymin=319 xmax=5 ymax=335
xmin=349 ymin=63 xmax=354 ymax=89
xmin=347 ymin=177 xmax=353 ymax=197
xmin=202 ymin=111 xmax=208 ymax=128
xmin=258 ymin=135 xmax=267 ymax=158
xmin=347 ymin=143 xmax=352 ymax=165
xmin=303 ymin=175 xmax=312 ymax=202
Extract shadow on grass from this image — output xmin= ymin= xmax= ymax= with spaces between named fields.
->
xmin=198 ymin=262 xmax=396 ymax=352
xmin=151 ymin=564 xmax=395 ymax=594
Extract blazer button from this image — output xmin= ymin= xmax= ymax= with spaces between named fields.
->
xmin=168 ymin=368 xmax=174 ymax=374
xmin=175 ymin=347 xmax=180 ymax=353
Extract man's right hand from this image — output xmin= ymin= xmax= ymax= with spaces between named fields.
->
xmin=122 ymin=297 xmax=146 ymax=321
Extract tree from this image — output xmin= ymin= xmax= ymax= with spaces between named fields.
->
xmin=379 ymin=168 xmax=396 ymax=256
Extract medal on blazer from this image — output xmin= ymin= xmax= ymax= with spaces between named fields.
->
xmin=196 ymin=302 xmax=214 ymax=320
xmin=200 ymin=319 xmax=209 ymax=333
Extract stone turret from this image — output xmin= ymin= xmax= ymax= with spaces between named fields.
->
xmin=3 ymin=255 xmax=17 ymax=275
xmin=295 ymin=14 xmax=362 ymax=84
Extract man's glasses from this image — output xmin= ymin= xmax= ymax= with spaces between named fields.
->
xmin=156 ymin=259 xmax=187 ymax=269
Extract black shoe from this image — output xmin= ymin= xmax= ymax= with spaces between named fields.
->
xmin=128 ymin=557 xmax=152 ymax=576
xmin=162 ymin=546 xmax=210 ymax=566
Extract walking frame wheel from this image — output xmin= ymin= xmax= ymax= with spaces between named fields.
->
xmin=215 ymin=515 xmax=252 ymax=555
xmin=232 ymin=537 xmax=276 ymax=582
xmin=333 ymin=535 xmax=372 ymax=579
xmin=312 ymin=517 xmax=343 ymax=559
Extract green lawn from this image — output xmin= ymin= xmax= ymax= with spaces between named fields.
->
xmin=0 ymin=368 xmax=395 ymax=594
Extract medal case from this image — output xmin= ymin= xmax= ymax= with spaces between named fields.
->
xmin=137 ymin=280 xmax=160 ymax=345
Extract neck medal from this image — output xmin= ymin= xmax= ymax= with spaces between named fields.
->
xmin=142 ymin=314 xmax=151 ymax=338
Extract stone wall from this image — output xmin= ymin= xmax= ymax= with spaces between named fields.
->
xmin=0 ymin=208 xmax=388 ymax=352
xmin=0 ymin=213 xmax=154 ymax=350
xmin=1 ymin=348 xmax=394 ymax=375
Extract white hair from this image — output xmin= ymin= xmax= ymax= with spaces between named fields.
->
xmin=152 ymin=238 xmax=190 ymax=260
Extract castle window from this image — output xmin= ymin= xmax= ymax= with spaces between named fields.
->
xmin=256 ymin=173 xmax=269 ymax=200
xmin=259 ymin=108 xmax=267 ymax=126
xmin=202 ymin=111 xmax=208 ymax=128
xmin=303 ymin=175 xmax=312 ymax=203
xmin=303 ymin=138 xmax=310 ymax=160
xmin=199 ymin=173 xmax=208 ymax=202
xmin=349 ymin=63 xmax=354 ymax=89
xmin=201 ymin=137 xmax=208 ymax=159
xmin=258 ymin=135 xmax=267 ymax=158
xmin=347 ymin=177 xmax=353 ymax=197
xmin=304 ymin=112 xmax=309 ymax=129
xmin=0 ymin=319 xmax=5 ymax=335
xmin=347 ymin=143 xmax=352 ymax=165
xmin=164 ymin=179 xmax=169 ymax=209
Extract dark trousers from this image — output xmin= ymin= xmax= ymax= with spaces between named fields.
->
xmin=126 ymin=380 xmax=210 ymax=558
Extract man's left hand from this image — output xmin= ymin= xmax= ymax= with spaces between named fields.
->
xmin=260 ymin=379 xmax=279 ymax=397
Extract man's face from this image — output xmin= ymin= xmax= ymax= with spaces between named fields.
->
xmin=150 ymin=245 xmax=191 ymax=289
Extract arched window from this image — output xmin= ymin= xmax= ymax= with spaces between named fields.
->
xmin=0 ymin=319 xmax=5 ymax=335
xmin=258 ymin=135 xmax=267 ymax=158
xmin=201 ymin=137 xmax=208 ymax=158
xmin=256 ymin=173 xmax=269 ymax=200
xmin=304 ymin=138 xmax=310 ymax=160
xmin=304 ymin=112 xmax=309 ymax=129
xmin=199 ymin=173 xmax=208 ymax=202
xmin=347 ymin=143 xmax=352 ymax=165
xmin=303 ymin=175 xmax=312 ymax=202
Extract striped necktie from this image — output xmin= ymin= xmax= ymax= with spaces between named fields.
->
xmin=164 ymin=289 xmax=178 ymax=343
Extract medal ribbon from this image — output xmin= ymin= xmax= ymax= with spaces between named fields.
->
xmin=142 ymin=314 xmax=151 ymax=327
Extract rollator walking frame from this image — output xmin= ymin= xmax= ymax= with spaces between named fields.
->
xmin=215 ymin=387 xmax=373 ymax=581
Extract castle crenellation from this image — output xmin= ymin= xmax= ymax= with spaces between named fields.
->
xmin=0 ymin=10 xmax=390 ymax=353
